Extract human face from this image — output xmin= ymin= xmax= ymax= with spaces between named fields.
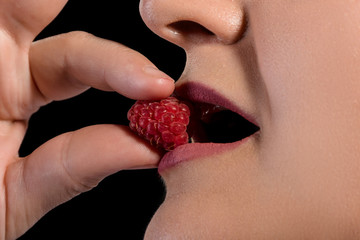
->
xmin=139 ymin=0 xmax=360 ymax=238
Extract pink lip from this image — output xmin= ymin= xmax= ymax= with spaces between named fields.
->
xmin=157 ymin=82 xmax=258 ymax=173
xmin=158 ymin=138 xmax=251 ymax=173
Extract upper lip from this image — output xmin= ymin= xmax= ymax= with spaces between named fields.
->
xmin=174 ymin=82 xmax=260 ymax=144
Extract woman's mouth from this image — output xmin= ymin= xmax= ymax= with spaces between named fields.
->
xmin=158 ymin=82 xmax=260 ymax=173
xmin=188 ymin=102 xmax=259 ymax=144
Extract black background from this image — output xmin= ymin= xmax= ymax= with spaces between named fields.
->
xmin=18 ymin=1 xmax=185 ymax=239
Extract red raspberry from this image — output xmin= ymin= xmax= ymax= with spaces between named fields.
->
xmin=127 ymin=97 xmax=190 ymax=151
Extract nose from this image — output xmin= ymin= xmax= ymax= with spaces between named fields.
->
xmin=139 ymin=0 xmax=247 ymax=48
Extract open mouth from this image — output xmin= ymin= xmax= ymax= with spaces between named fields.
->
xmin=158 ymin=98 xmax=260 ymax=172
xmin=188 ymin=102 xmax=260 ymax=144
xmin=159 ymin=83 xmax=260 ymax=172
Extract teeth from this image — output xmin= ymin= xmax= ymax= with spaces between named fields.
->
xmin=187 ymin=102 xmax=259 ymax=144
xmin=199 ymin=104 xmax=227 ymax=123
xmin=187 ymin=103 xmax=228 ymax=144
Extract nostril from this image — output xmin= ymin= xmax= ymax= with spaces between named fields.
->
xmin=168 ymin=21 xmax=217 ymax=43
xmin=140 ymin=0 xmax=247 ymax=46
xmin=168 ymin=21 xmax=215 ymax=36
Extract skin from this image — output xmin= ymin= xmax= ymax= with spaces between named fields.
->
xmin=139 ymin=0 xmax=360 ymax=239
xmin=0 ymin=1 xmax=175 ymax=239
xmin=2 ymin=0 xmax=360 ymax=239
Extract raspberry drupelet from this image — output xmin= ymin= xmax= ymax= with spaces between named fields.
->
xmin=127 ymin=97 xmax=191 ymax=151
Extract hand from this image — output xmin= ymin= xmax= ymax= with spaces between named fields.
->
xmin=0 ymin=1 xmax=175 ymax=239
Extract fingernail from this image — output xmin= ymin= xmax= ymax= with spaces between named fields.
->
xmin=143 ymin=65 xmax=175 ymax=83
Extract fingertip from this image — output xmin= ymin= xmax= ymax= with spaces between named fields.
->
xmin=116 ymin=67 xmax=175 ymax=100
xmin=134 ymin=65 xmax=176 ymax=100
xmin=64 ymin=125 xmax=163 ymax=178
xmin=149 ymin=77 xmax=176 ymax=99
xmin=142 ymin=65 xmax=176 ymax=98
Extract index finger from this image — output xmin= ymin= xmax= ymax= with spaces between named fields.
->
xmin=29 ymin=31 xmax=175 ymax=104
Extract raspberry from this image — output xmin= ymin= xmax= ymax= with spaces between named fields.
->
xmin=127 ymin=97 xmax=190 ymax=151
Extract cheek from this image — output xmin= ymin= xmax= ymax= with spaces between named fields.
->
xmin=251 ymin=0 xmax=360 ymax=225
xmin=251 ymin=0 xmax=360 ymax=161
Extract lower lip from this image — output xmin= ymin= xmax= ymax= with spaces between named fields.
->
xmin=158 ymin=137 xmax=252 ymax=173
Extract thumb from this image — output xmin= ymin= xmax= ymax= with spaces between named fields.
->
xmin=5 ymin=124 xmax=162 ymax=239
